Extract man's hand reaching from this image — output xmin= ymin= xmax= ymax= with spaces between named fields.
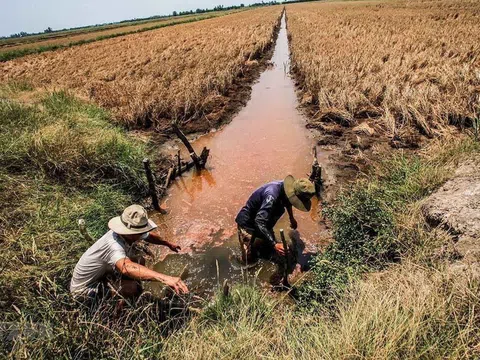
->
xmin=116 ymin=258 xmax=189 ymax=295
xmin=162 ymin=275 xmax=189 ymax=294
xmin=289 ymin=218 xmax=298 ymax=230
xmin=168 ymin=243 xmax=181 ymax=253
xmin=274 ymin=243 xmax=287 ymax=257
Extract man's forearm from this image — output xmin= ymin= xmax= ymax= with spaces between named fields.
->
xmin=256 ymin=223 xmax=276 ymax=247
xmin=146 ymin=232 xmax=174 ymax=247
xmin=120 ymin=262 xmax=169 ymax=282
xmin=286 ymin=206 xmax=295 ymax=221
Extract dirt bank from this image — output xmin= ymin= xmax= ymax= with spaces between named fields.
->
xmin=423 ymin=159 xmax=480 ymax=273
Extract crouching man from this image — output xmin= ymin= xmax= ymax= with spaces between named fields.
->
xmin=235 ymin=175 xmax=316 ymax=262
xmin=70 ymin=205 xmax=188 ymax=299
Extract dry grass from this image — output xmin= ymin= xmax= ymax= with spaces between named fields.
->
xmin=0 ymin=7 xmax=282 ymax=130
xmin=161 ymin=265 xmax=480 ymax=359
xmin=287 ymin=0 xmax=480 ymax=137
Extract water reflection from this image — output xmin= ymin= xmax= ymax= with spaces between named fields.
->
xmin=170 ymin=169 xmax=217 ymax=203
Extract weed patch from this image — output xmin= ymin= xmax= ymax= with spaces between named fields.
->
xmin=298 ymin=137 xmax=480 ymax=306
xmin=0 ymin=91 xmax=147 ymax=191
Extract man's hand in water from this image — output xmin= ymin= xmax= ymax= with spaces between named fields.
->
xmin=274 ymin=243 xmax=287 ymax=256
xmin=289 ymin=218 xmax=298 ymax=230
xmin=168 ymin=243 xmax=181 ymax=253
xmin=145 ymin=232 xmax=181 ymax=253
xmin=162 ymin=275 xmax=189 ymax=294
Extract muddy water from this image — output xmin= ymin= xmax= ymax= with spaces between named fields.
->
xmin=149 ymin=14 xmax=332 ymax=296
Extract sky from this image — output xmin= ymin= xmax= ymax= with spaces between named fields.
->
xmin=0 ymin=0 xmax=257 ymax=37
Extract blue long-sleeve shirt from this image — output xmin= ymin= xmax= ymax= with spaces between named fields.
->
xmin=235 ymin=181 xmax=287 ymax=246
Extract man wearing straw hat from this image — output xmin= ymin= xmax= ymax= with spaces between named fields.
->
xmin=235 ymin=175 xmax=316 ymax=261
xmin=70 ymin=205 xmax=188 ymax=298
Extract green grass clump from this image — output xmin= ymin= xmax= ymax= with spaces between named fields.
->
xmin=298 ymin=137 xmax=480 ymax=307
xmin=0 ymin=91 xmax=147 ymax=191
xmin=201 ymin=284 xmax=274 ymax=324
xmin=298 ymin=184 xmax=397 ymax=307
xmin=161 ymin=264 xmax=480 ymax=360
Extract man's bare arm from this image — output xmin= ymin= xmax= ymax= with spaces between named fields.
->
xmin=286 ymin=205 xmax=298 ymax=230
xmin=115 ymin=258 xmax=188 ymax=294
xmin=144 ymin=231 xmax=181 ymax=252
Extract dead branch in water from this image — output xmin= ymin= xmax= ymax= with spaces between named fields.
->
xmin=171 ymin=121 xmax=202 ymax=170
xmin=280 ymin=229 xmax=290 ymax=288
xmin=237 ymin=226 xmax=248 ymax=265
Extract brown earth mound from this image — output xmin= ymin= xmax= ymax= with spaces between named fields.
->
xmin=423 ymin=160 xmax=480 ymax=269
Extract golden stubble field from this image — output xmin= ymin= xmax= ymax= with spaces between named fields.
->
xmin=287 ymin=0 xmax=480 ymax=138
xmin=0 ymin=7 xmax=282 ymax=130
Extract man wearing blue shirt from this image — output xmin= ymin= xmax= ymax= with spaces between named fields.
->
xmin=235 ymin=175 xmax=316 ymax=261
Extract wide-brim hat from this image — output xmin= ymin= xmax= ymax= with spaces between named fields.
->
xmin=284 ymin=175 xmax=316 ymax=212
xmin=108 ymin=204 xmax=157 ymax=235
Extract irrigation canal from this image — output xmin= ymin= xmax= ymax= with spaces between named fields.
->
xmin=148 ymin=13 xmax=333 ymax=296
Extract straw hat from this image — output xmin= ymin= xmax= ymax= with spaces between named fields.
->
xmin=108 ymin=205 xmax=157 ymax=235
xmin=284 ymin=175 xmax=316 ymax=212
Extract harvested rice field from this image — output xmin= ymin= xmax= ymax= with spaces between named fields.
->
xmin=286 ymin=0 xmax=480 ymax=139
xmin=0 ymin=11 xmax=231 ymax=57
xmin=0 ymin=7 xmax=282 ymax=131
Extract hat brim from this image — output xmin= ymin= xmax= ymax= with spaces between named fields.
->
xmin=108 ymin=216 xmax=157 ymax=235
xmin=284 ymin=175 xmax=312 ymax=212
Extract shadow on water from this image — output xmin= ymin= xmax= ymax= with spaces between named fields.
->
xmin=147 ymin=13 xmax=333 ymax=297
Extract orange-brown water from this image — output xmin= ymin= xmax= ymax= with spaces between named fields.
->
xmin=149 ymin=14 xmax=333 ymax=295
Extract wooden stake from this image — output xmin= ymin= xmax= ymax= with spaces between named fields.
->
xmin=280 ymin=229 xmax=290 ymax=287
xmin=200 ymin=147 xmax=210 ymax=164
xmin=177 ymin=150 xmax=182 ymax=176
xmin=310 ymin=146 xmax=322 ymax=195
xmin=237 ymin=226 xmax=248 ymax=265
xmin=143 ymin=158 xmax=160 ymax=211
xmin=171 ymin=122 xmax=202 ymax=170
xmin=222 ymin=279 xmax=230 ymax=297
xmin=164 ymin=167 xmax=174 ymax=189
xmin=78 ymin=219 xmax=94 ymax=243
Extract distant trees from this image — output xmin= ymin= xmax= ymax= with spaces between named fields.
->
xmin=8 ymin=31 xmax=29 ymax=38
xmin=282 ymin=0 xmax=318 ymax=3
xmin=169 ymin=2 xmax=279 ymax=17
xmin=44 ymin=27 xmax=53 ymax=33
